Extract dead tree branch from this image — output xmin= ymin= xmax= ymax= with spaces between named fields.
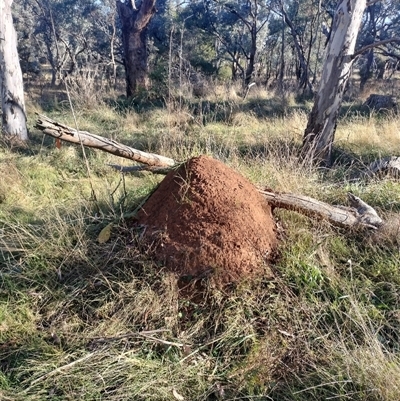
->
xmin=35 ymin=113 xmax=177 ymax=167
xmin=259 ymin=189 xmax=382 ymax=229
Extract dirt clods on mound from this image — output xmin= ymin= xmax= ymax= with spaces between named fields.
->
xmin=136 ymin=155 xmax=277 ymax=285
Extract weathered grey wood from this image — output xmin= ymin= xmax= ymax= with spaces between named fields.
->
xmin=347 ymin=192 xmax=383 ymax=227
xmin=259 ymin=189 xmax=382 ymax=229
xmin=35 ymin=114 xmax=176 ymax=167
xmin=365 ymin=156 xmax=400 ymax=178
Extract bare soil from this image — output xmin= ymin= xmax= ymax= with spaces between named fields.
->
xmin=135 ymin=155 xmax=277 ymax=285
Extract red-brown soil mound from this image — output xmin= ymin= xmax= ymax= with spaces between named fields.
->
xmin=136 ymin=155 xmax=277 ymax=285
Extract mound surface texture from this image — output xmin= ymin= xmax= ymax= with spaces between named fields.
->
xmin=136 ymin=155 xmax=277 ymax=285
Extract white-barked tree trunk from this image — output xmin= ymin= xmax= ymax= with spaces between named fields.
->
xmin=0 ymin=0 xmax=28 ymax=141
xmin=301 ymin=0 xmax=366 ymax=166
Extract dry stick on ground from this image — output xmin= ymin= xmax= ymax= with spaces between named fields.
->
xmin=259 ymin=189 xmax=383 ymax=229
xmin=35 ymin=113 xmax=176 ymax=167
xmin=25 ymin=329 xmax=185 ymax=392
xmin=35 ymin=114 xmax=383 ymax=229
xmin=24 ymin=352 xmax=95 ymax=390
xmin=91 ymin=329 xmax=185 ymax=347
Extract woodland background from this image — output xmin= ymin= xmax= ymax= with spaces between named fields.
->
xmin=12 ymin=0 xmax=400 ymax=101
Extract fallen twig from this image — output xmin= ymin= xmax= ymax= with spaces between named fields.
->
xmin=90 ymin=329 xmax=184 ymax=348
xmin=25 ymin=352 xmax=95 ymax=390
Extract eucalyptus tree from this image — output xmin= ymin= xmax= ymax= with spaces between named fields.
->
xmin=301 ymin=0 xmax=367 ymax=166
xmin=18 ymin=0 xmax=99 ymax=86
xmin=358 ymin=0 xmax=400 ymax=90
xmin=231 ymin=0 xmax=271 ymax=86
xmin=12 ymin=0 xmax=123 ymax=90
xmin=0 ymin=0 xmax=28 ymax=140
xmin=188 ymin=0 xmax=270 ymax=86
xmin=253 ymin=0 xmax=329 ymax=94
xmin=12 ymin=0 xmax=42 ymax=79
xmin=271 ymin=0 xmax=325 ymax=95
xmin=301 ymin=0 xmax=400 ymax=166
xmin=259 ymin=18 xmax=279 ymax=85
xmin=92 ymin=0 xmax=123 ymax=88
xmin=116 ymin=0 xmax=157 ymax=97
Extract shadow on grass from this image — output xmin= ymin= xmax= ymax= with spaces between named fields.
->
xmin=0 ymin=195 xmax=156 ymax=379
xmin=107 ymin=93 xmax=311 ymax=122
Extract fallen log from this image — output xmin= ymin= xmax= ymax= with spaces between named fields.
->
xmin=259 ymin=189 xmax=382 ymax=229
xmin=35 ymin=113 xmax=176 ymax=167
xmin=35 ymin=113 xmax=383 ymax=229
xmin=364 ymin=156 xmax=400 ymax=179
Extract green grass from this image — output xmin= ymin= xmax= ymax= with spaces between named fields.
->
xmin=1 ymin=87 xmax=400 ymax=400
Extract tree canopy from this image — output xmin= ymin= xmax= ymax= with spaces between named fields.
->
xmin=8 ymin=0 xmax=398 ymax=96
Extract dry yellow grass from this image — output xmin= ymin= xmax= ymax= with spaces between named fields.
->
xmin=337 ymin=113 xmax=400 ymax=155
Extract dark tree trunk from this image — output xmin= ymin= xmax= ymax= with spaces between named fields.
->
xmin=244 ymin=25 xmax=257 ymax=87
xmin=301 ymin=0 xmax=366 ymax=166
xmin=278 ymin=16 xmax=285 ymax=94
xmin=359 ymin=4 xmax=377 ymax=91
xmin=360 ymin=49 xmax=374 ymax=91
xmin=116 ymin=0 xmax=156 ymax=98
xmin=280 ymin=3 xmax=312 ymax=95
